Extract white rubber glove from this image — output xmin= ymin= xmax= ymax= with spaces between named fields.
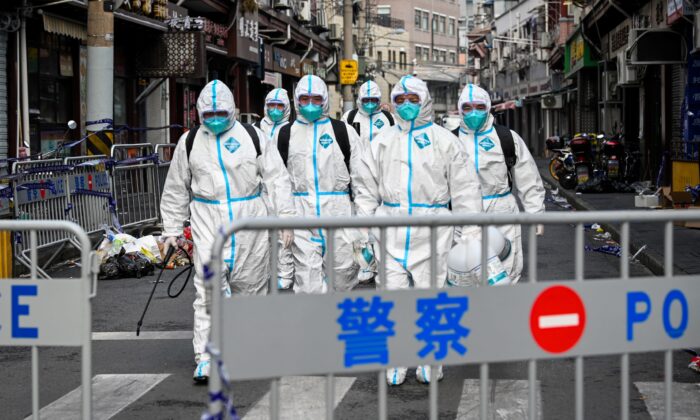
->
xmin=281 ymin=229 xmax=294 ymax=249
xmin=536 ymin=224 xmax=545 ymax=236
xmin=162 ymin=236 xmax=179 ymax=260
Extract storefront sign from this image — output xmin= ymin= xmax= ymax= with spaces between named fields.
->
xmin=565 ymin=31 xmax=597 ymax=78
xmin=340 ymin=59 xmax=359 ymax=85
xmin=667 ymin=0 xmax=695 ymax=25
xmin=609 ymin=24 xmax=630 ymax=54
xmin=682 ymin=55 xmax=700 ymax=160
xmin=229 ymin=12 xmax=260 ymax=63
xmin=273 ymin=48 xmax=301 ymax=77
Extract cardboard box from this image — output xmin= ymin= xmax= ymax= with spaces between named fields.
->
xmin=661 ymin=187 xmax=695 ymax=209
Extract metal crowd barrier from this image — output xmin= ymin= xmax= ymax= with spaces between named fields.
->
xmin=110 ymin=143 xmax=159 ymax=231
xmin=12 ymin=159 xmax=73 ymax=278
xmin=0 ymin=219 xmax=97 ymax=419
xmin=206 ymin=210 xmax=700 ymax=420
xmin=154 ymin=143 xmax=176 ymax=224
xmin=64 ymin=155 xmax=117 ymax=247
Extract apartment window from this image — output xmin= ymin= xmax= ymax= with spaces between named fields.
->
xmin=422 ymin=12 xmax=429 ymax=31
xmin=392 ymin=50 xmax=397 ymax=67
xmin=439 ymin=16 xmax=446 ymax=34
xmin=414 ymin=9 xmax=421 ymax=28
xmin=439 ymin=50 xmax=446 ymax=62
xmin=432 ymin=48 xmax=439 ymax=61
xmin=448 ymin=18 xmax=456 ymax=36
xmin=415 ymin=46 xmax=422 ymax=61
xmin=377 ymin=51 xmax=383 ymax=64
xmin=449 ymin=51 xmax=456 ymax=64
xmin=400 ymin=51 xmax=407 ymax=69
xmin=431 ymin=14 xmax=437 ymax=32
xmin=378 ymin=5 xmax=390 ymax=15
xmin=422 ymin=47 xmax=429 ymax=61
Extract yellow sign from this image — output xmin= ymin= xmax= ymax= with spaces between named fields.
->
xmin=339 ymin=59 xmax=358 ymax=85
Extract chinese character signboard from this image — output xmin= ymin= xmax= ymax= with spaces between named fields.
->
xmin=229 ymin=12 xmax=260 ymax=63
xmin=220 ymin=277 xmax=700 ymax=380
xmin=564 ymin=31 xmax=597 ymax=78
xmin=340 ymin=59 xmax=359 ymax=85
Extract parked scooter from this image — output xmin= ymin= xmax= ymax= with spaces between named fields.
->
xmin=599 ymin=132 xmax=625 ymax=180
xmin=569 ymin=133 xmax=595 ymax=185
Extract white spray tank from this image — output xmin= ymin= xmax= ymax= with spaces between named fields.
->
xmin=446 ymin=234 xmax=512 ymax=287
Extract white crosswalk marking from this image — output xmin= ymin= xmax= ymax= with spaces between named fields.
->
xmin=456 ymin=379 xmax=542 ymax=419
xmin=26 ymin=374 xmax=170 ymax=420
xmin=635 ymin=381 xmax=700 ymax=420
xmin=92 ymin=330 xmax=193 ymax=340
xmin=243 ymin=376 xmax=356 ymax=419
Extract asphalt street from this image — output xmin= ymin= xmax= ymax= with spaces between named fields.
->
xmin=1 ymin=188 xmax=699 ymax=419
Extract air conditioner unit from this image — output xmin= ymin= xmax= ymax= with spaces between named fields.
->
xmin=535 ymin=48 xmax=549 ymax=62
xmin=273 ymin=0 xmax=291 ymax=10
xmin=497 ymin=57 xmax=505 ymax=72
xmin=541 ymin=94 xmax=563 ymax=109
xmin=316 ymin=8 xmax=327 ymax=28
xmin=297 ymin=0 xmax=311 ymax=23
xmin=539 ymin=32 xmax=554 ymax=48
xmin=616 ymin=51 xmax=638 ymax=85
xmin=328 ymin=23 xmax=341 ymax=41
xmin=490 ymin=51 xmax=498 ymax=63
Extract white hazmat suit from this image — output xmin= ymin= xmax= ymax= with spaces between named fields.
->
xmin=456 ymin=84 xmax=545 ymax=283
xmin=160 ymin=80 xmax=295 ymax=376
xmin=258 ymin=88 xmax=295 ymax=288
xmin=341 ymin=80 xmax=394 ymax=143
xmin=258 ymin=88 xmax=291 ymax=140
xmin=286 ymin=75 xmax=366 ymax=294
xmin=353 ymin=75 xmax=484 ymax=386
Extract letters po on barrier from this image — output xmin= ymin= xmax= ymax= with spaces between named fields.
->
xmin=218 ymin=276 xmax=700 ymax=380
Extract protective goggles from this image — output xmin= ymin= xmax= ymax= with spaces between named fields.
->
xmin=461 ymin=102 xmax=488 ymax=113
xmin=298 ymin=94 xmax=324 ymax=106
xmin=201 ymin=110 xmax=231 ymax=120
xmin=361 ymin=97 xmax=380 ymax=104
xmin=266 ymin=101 xmax=286 ymax=110
xmin=393 ymin=93 xmax=421 ymax=105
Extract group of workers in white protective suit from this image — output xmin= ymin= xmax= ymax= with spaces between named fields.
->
xmin=159 ymin=74 xmax=545 ymax=385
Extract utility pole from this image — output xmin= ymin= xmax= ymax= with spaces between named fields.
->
xmin=86 ymin=0 xmax=114 ymax=156
xmin=342 ymin=0 xmax=354 ymax=112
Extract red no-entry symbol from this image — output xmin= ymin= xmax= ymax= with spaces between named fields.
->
xmin=530 ymin=285 xmax=586 ymax=354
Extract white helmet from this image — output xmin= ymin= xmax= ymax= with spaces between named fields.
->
xmin=447 ymin=237 xmax=512 ymax=287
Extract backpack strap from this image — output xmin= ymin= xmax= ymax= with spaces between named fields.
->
xmin=330 ymin=119 xmax=352 ymax=174
xmin=277 ymin=123 xmax=292 ymax=166
xmin=254 ymin=120 xmax=261 ymax=129
xmin=381 ymin=110 xmax=395 ymax=126
xmin=347 ymin=109 xmax=358 ymax=125
xmin=494 ymin=124 xmax=517 ymax=188
xmin=185 ymin=125 xmax=200 ymax=161
xmin=451 ymin=127 xmax=460 ymax=137
xmin=241 ymin=123 xmax=262 ymax=157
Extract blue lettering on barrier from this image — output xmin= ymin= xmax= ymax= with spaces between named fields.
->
xmin=12 ymin=285 xmax=38 ymax=339
xmin=337 ymin=296 xmax=395 ymax=367
xmin=416 ymin=292 xmax=469 ymax=360
xmin=627 ymin=291 xmax=651 ymax=341
xmin=663 ymin=289 xmax=688 ymax=339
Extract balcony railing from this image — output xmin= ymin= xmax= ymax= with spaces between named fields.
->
xmin=370 ymin=14 xmax=404 ymax=30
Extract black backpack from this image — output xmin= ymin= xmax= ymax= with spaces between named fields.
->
xmin=184 ymin=123 xmax=261 ymax=161
xmin=452 ymin=124 xmax=517 ymax=187
xmin=277 ymin=119 xmax=352 ymax=173
xmin=347 ymin=109 xmax=395 ymax=136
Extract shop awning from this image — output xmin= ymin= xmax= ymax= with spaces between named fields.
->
xmin=627 ymin=29 xmax=687 ymax=65
xmin=413 ymin=66 xmax=463 ymax=83
xmin=42 ymin=13 xmax=86 ymax=41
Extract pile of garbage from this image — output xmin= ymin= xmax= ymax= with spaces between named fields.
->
xmin=97 ymin=226 xmax=194 ymax=280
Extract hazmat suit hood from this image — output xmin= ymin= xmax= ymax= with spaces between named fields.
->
xmin=294 ymin=75 xmax=330 ymax=123
xmin=356 ymin=80 xmax=382 ymax=116
xmin=391 ymin=76 xmax=434 ymax=129
xmin=458 ymin=83 xmax=494 ymax=133
xmin=197 ymin=79 xmax=236 ymax=133
xmin=264 ymin=88 xmax=291 ymax=123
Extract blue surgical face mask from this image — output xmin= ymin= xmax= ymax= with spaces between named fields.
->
xmin=464 ymin=110 xmax=488 ymax=131
xmin=396 ymin=102 xmax=421 ymax=121
xmin=362 ymin=102 xmax=379 ymax=115
xmin=268 ymin=107 xmax=285 ymax=122
xmin=204 ymin=116 xmax=230 ymax=135
xmin=300 ymin=103 xmax=323 ymax=122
